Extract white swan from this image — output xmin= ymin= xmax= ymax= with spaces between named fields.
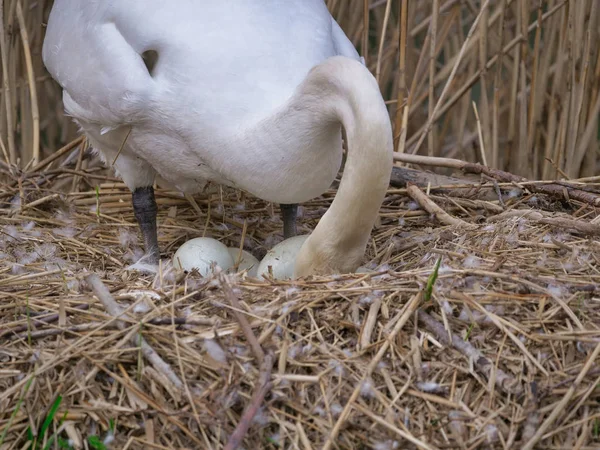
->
xmin=42 ymin=0 xmax=393 ymax=277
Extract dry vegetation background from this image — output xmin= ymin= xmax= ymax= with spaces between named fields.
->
xmin=1 ymin=1 xmax=600 ymax=450
xmin=0 ymin=0 xmax=598 ymax=178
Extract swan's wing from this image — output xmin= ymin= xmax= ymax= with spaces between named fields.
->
xmin=42 ymin=0 xmax=361 ymax=132
xmin=42 ymin=0 xmax=154 ymax=128
xmin=331 ymin=17 xmax=364 ymax=64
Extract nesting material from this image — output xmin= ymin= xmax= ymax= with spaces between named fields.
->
xmin=1 ymin=167 xmax=600 ymax=450
xmin=3 ymin=0 xmax=600 ymax=447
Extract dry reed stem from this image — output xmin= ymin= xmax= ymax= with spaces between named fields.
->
xmin=323 ymin=293 xmax=427 ymax=450
xmin=2 ymin=2 xmax=600 ymax=448
xmin=417 ymin=310 xmax=522 ymax=395
xmin=1 ymin=177 xmax=599 ymax=448
xmin=393 ymin=0 xmax=409 ymax=153
xmin=2 ymin=1 xmax=597 ymax=180
xmin=522 ymin=342 xmax=600 ymax=450
xmin=221 ymin=273 xmax=265 ymax=364
xmin=406 ymin=183 xmax=478 ymax=230
xmin=0 ymin=0 xmax=15 ymax=163
xmin=395 ymin=153 xmax=600 ymax=207
xmin=359 ymin=295 xmax=382 ymax=350
xmin=411 ymin=0 xmax=490 ymax=155
xmin=85 ymin=273 xmax=185 ymax=391
xmin=15 ymin=1 xmax=39 ymax=166
xmin=224 ymin=353 xmax=274 ymax=450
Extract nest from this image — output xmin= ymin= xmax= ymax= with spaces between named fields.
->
xmin=1 ymin=0 xmax=599 ymax=448
xmin=1 ymin=151 xmax=600 ymax=450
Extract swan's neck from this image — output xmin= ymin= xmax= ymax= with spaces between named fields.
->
xmin=292 ymin=57 xmax=393 ymax=276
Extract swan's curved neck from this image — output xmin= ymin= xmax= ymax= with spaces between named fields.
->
xmin=292 ymin=56 xmax=393 ymax=276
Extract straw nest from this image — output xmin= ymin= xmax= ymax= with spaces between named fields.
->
xmin=1 ymin=0 xmax=600 ymax=449
xmin=1 ymin=150 xmax=599 ymax=450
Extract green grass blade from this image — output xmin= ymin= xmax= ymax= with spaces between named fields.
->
xmin=88 ymin=435 xmax=107 ymax=450
xmin=424 ymin=257 xmax=442 ymax=302
xmin=0 ymin=375 xmax=35 ymax=446
xmin=39 ymin=395 xmax=63 ymax=443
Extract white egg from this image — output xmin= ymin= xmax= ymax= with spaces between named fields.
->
xmin=227 ymin=247 xmax=260 ymax=277
xmin=172 ymin=237 xmax=234 ymax=275
xmin=257 ymin=235 xmax=309 ymax=280
xmin=355 ymin=266 xmax=371 ymax=273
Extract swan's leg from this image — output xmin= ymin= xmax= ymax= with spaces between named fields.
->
xmin=78 ymin=124 xmax=159 ymax=267
xmin=280 ymin=203 xmax=298 ymax=239
xmin=132 ymin=186 xmax=160 ymax=262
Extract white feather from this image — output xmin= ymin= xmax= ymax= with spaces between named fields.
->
xmin=42 ymin=0 xmax=393 ymax=277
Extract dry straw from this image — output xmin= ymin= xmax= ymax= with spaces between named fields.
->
xmin=1 ymin=1 xmax=600 ymax=449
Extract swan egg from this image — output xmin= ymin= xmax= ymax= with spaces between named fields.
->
xmin=173 ymin=237 xmax=234 ymax=275
xmin=227 ymin=247 xmax=260 ymax=277
xmin=257 ymin=235 xmax=309 ymax=280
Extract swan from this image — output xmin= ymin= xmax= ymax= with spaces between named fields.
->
xmin=42 ymin=0 xmax=393 ymax=277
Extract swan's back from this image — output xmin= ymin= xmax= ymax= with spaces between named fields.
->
xmin=43 ymin=0 xmax=360 ymax=132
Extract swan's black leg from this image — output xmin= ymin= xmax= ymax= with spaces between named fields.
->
xmin=280 ymin=203 xmax=298 ymax=239
xmin=132 ymin=186 xmax=160 ymax=262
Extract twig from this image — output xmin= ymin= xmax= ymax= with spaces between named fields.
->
xmin=8 ymin=322 xmax=116 ymax=341
xmin=323 ymin=293 xmax=429 ymax=450
xmin=487 ymin=209 xmax=600 ymax=236
xmin=521 ymin=342 xmax=600 ymax=450
xmin=354 ymin=402 xmax=437 ymax=448
xmin=220 ymin=274 xmax=265 ymax=364
xmin=146 ymin=317 xmax=216 ymax=326
xmin=537 ymin=217 xmax=600 ymax=237
xmin=0 ymin=304 xmax=90 ymax=338
xmin=85 ymin=273 xmax=185 ymax=391
xmin=27 ymin=136 xmax=85 ymax=174
xmin=406 ymin=183 xmax=477 ymax=229
xmin=519 ymin=382 xmax=540 ymax=445
xmin=224 ymin=353 xmax=274 ymax=450
xmin=417 ymin=309 xmax=522 ymax=395
xmin=462 ymin=294 xmax=549 ymax=376
xmin=359 ymin=295 xmax=382 ymax=350
xmin=394 ymin=153 xmax=600 ymax=207
xmin=7 ymin=317 xmax=217 ymax=341
xmin=111 ymin=126 xmax=132 ymax=166
xmin=9 ymin=193 xmax=60 ymax=217
xmin=390 ymin=166 xmax=471 ymax=188
xmin=219 ymin=274 xmax=273 ymax=449
xmin=486 ymin=210 xmax=549 ymax=222
xmin=389 ymin=167 xmax=505 ymax=202
xmin=0 ymin=0 xmax=16 ymax=164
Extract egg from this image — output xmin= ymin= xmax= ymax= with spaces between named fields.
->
xmin=227 ymin=247 xmax=260 ymax=277
xmin=256 ymin=235 xmax=309 ymax=280
xmin=172 ymin=237 xmax=234 ymax=275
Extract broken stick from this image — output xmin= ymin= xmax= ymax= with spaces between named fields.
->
xmin=407 ymin=183 xmax=477 ymax=230
xmin=395 ymin=153 xmax=600 ymax=207
xmin=85 ymin=273 xmax=184 ymax=391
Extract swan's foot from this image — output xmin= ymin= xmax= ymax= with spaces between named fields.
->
xmin=280 ymin=203 xmax=298 ymax=239
xmin=132 ymin=186 xmax=160 ymax=263
xmin=126 ymin=252 xmax=160 ymax=273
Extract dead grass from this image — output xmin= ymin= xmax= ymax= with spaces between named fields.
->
xmin=1 ymin=1 xmax=598 ymax=178
xmin=1 ymin=1 xmax=600 ymax=449
xmin=1 ymin=163 xmax=600 ymax=449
